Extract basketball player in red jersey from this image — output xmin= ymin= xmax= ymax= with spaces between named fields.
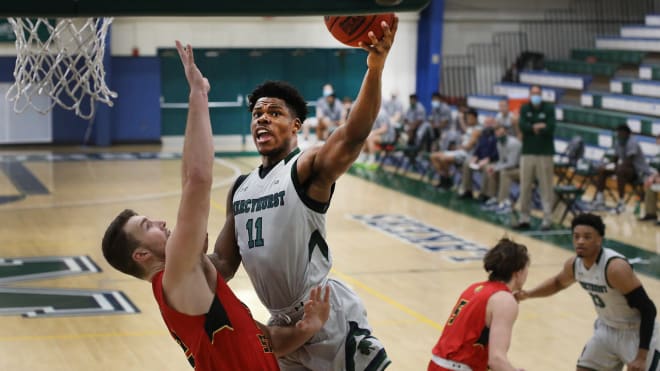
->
xmin=428 ymin=238 xmax=529 ymax=371
xmin=101 ymin=41 xmax=330 ymax=371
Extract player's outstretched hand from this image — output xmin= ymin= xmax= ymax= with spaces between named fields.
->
xmin=296 ymin=286 xmax=331 ymax=334
xmin=359 ymin=16 xmax=398 ymax=71
xmin=175 ymin=40 xmax=210 ymax=94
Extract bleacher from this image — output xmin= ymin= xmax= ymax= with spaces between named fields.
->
xmin=519 ymin=70 xmax=592 ymax=90
xmin=493 ymin=82 xmax=563 ymax=102
xmin=639 ymin=64 xmax=660 ymax=80
xmin=378 ymin=8 xmax=660 ymax=228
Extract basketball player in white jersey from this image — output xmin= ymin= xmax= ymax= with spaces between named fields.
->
xmin=208 ymin=18 xmax=398 ymax=371
xmin=515 ymin=213 xmax=659 ymax=371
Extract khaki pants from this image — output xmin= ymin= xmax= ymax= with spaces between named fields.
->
xmin=498 ymin=168 xmax=520 ymax=203
xmin=645 ymin=189 xmax=658 ymax=216
xmin=460 ymin=161 xmax=476 ymax=193
xmin=481 ymin=164 xmax=498 ymax=199
xmin=519 ymin=155 xmax=555 ymax=225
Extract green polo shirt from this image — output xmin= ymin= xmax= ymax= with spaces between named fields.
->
xmin=519 ymin=101 xmax=556 ymax=155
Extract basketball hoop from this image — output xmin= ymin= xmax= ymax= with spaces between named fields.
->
xmin=6 ymin=17 xmax=117 ymax=120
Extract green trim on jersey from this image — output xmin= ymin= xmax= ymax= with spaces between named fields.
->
xmin=290 ymin=157 xmax=334 ymax=214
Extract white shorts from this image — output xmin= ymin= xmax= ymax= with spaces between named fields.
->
xmin=270 ymin=278 xmax=391 ymax=371
xmin=577 ymin=319 xmax=660 ymax=371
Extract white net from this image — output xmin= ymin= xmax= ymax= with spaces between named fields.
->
xmin=6 ymin=17 xmax=117 ymax=120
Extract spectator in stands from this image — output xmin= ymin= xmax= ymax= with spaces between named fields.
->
xmin=483 ymin=122 xmax=522 ymax=212
xmin=514 ymin=85 xmax=555 ymax=231
xmin=358 ymin=107 xmax=394 ymax=166
xmin=495 ymin=98 xmax=519 ymax=139
xmin=438 ymin=103 xmax=466 ymax=152
xmin=429 ymin=92 xmax=452 ymax=150
xmin=383 ymin=89 xmax=404 ymax=133
xmin=430 ymin=108 xmax=482 ymax=189
xmin=302 ymin=83 xmax=343 ymax=142
xmin=594 ymin=124 xmax=654 ymax=214
xmin=459 ymin=116 xmax=498 ymax=201
xmin=317 ymin=92 xmax=344 ymax=141
xmin=638 ymin=135 xmax=659 ymax=223
xmin=404 ymin=93 xmax=428 ymax=147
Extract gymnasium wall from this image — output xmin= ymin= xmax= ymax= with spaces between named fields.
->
xmin=0 ymin=56 xmax=161 ymax=145
xmin=110 ymin=14 xmax=420 ymax=100
xmin=0 ymin=1 xmax=576 ymax=144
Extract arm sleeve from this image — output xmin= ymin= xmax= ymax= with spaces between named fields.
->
xmin=624 ymin=286 xmax=657 ymax=350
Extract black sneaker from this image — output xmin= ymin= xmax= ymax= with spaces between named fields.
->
xmin=458 ymin=191 xmax=474 ymax=199
xmin=639 ymin=214 xmax=658 ymax=221
xmin=513 ymin=222 xmax=531 ymax=230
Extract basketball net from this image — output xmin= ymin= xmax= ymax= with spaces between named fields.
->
xmin=7 ymin=18 xmax=117 ymax=120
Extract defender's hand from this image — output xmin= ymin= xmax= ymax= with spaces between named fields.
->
xmin=175 ymin=40 xmax=210 ymax=94
xmin=295 ymin=286 xmax=331 ymax=334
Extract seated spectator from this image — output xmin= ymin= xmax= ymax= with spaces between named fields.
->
xmin=459 ymin=117 xmax=499 ymax=201
xmin=594 ymin=124 xmax=654 ymax=213
xmin=302 ymin=84 xmax=343 ymax=142
xmin=383 ymin=89 xmax=404 ymax=130
xmin=495 ymin=98 xmax=519 ymax=139
xmin=429 ymin=92 xmax=452 ymax=149
xmin=639 ymin=135 xmax=660 ymax=223
xmin=430 ymin=108 xmax=482 ymax=189
xmin=359 ymin=107 xmax=395 ymax=166
xmin=483 ymin=123 xmax=522 ymax=212
xmin=404 ymin=93 xmax=428 ymax=147
xmin=438 ymin=103 xmax=467 ymax=152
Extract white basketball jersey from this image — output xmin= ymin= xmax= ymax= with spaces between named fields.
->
xmin=574 ymin=247 xmax=640 ymax=329
xmin=232 ymin=148 xmax=332 ymax=311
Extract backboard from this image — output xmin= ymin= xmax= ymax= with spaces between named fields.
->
xmin=0 ymin=0 xmax=431 ymax=17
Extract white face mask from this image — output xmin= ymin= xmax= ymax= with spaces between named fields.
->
xmin=323 ymin=87 xmax=334 ymax=97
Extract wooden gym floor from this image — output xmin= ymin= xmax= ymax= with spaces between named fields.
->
xmin=0 ymin=138 xmax=658 ymax=371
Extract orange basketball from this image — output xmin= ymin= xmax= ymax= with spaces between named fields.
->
xmin=324 ymin=13 xmax=395 ymax=48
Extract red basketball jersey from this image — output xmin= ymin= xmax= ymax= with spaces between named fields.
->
xmin=431 ymin=281 xmax=510 ymax=371
xmin=152 ymin=270 xmax=280 ymax=371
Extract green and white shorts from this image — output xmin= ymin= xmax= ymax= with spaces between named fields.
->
xmin=270 ymin=278 xmax=391 ymax=371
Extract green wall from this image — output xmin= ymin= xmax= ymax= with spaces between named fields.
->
xmin=159 ymin=47 xmax=367 ymax=137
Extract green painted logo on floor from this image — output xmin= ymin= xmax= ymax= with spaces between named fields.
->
xmin=0 ymin=256 xmax=138 ymax=318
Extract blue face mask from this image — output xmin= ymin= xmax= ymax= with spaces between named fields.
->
xmin=530 ymin=94 xmax=542 ymax=106
xmin=431 ymin=100 xmax=440 ymax=108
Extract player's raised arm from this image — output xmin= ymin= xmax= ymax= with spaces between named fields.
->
xmin=308 ymin=17 xmax=398 ymax=185
xmin=163 ymin=41 xmax=214 ymax=287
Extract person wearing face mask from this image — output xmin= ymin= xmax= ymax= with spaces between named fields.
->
xmin=593 ymin=124 xmax=654 ymax=214
xmin=301 ymin=83 xmax=342 ymax=143
xmin=429 ymin=92 xmax=451 ymax=150
xmin=514 ymin=85 xmax=555 ymax=231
